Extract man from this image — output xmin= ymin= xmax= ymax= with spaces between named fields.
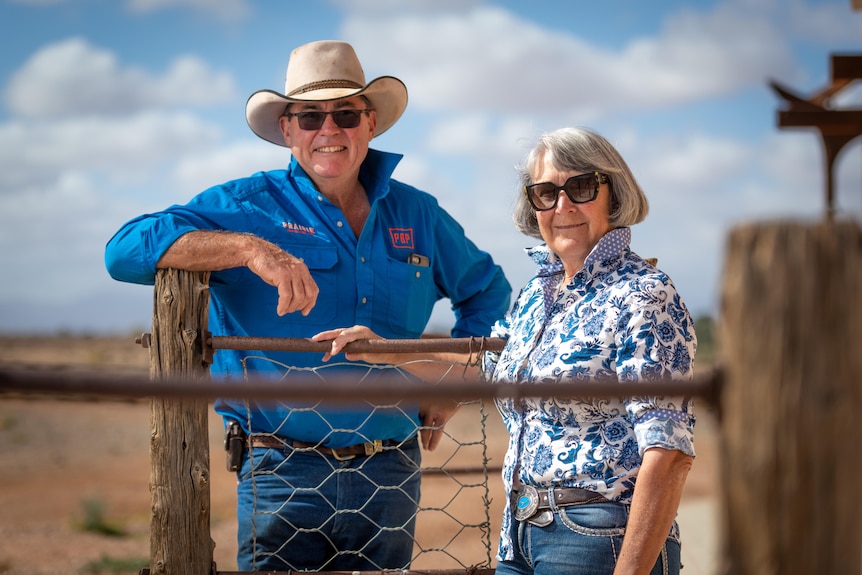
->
xmin=105 ymin=40 xmax=511 ymax=571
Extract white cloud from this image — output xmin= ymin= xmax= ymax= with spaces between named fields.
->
xmin=618 ymin=3 xmax=790 ymax=100
xmin=422 ymin=112 xmax=539 ymax=164
xmin=125 ymin=0 xmax=252 ymax=23
xmin=0 ymin=170 xmax=149 ymax=302
xmin=786 ymin=0 xmax=862 ymax=43
xmin=831 ymin=81 xmax=862 ymax=108
xmin=4 ymin=38 xmax=237 ymax=118
xmin=330 ymin=0 xmax=480 ymax=13
xmin=172 ymin=139 xmax=291 ymax=196
xmin=632 ymin=133 xmax=751 ymax=194
xmin=760 ymin=130 xmax=862 ymax=219
xmin=344 ymin=1 xmax=797 ymax=116
xmin=0 ymin=112 xmax=223 ymax=192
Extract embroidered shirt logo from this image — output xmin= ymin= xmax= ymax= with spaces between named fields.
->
xmin=389 ymin=228 xmax=414 ymax=249
xmin=283 ymin=221 xmax=316 ymax=235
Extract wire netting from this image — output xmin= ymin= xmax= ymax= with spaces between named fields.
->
xmin=237 ymin=355 xmax=497 ymax=571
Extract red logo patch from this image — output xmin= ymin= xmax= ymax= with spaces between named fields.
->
xmin=389 ymin=228 xmax=414 ymax=249
xmin=282 ymin=221 xmax=315 ymax=235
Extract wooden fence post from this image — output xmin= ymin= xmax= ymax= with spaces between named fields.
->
xmin=718 ymin=220 xmax=862 ymax=574
xmin=148 ymin=268 xmax=213 ymax=575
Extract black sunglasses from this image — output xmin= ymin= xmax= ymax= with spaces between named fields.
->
xmin=284 ymin=108 xmax=373 ymax=131
xmin=524 ymin=172 xmax=610 ymax=211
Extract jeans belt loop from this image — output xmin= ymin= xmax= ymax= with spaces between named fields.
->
xmin=547 ymin=485 xmax=562 ymax=514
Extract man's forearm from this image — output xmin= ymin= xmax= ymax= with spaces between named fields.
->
xmin=157 ymin=230 xmax=319 ymax=317
xmin=156 ymin=230 xmax=260 ymax=271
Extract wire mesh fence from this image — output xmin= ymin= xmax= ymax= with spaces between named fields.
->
xmin=232 ymin=355 xmax=498 ymax=571
xmin=0 ymin=347 xmax=716 ymax=574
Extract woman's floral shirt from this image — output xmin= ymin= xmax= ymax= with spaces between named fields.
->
xmin=482 ymin=227 xmax=697 ymax=560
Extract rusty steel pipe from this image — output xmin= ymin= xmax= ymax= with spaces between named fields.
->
xmin=0 ymin=367 xmax=722 ymax=405
xmin=207 ymin=335 xmax=507 ymax=354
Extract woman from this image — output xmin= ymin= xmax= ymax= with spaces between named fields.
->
xmin=316 ymin=127 xmax=697 ymax=575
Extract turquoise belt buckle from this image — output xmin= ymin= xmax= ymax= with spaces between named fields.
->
xmin=514 ymin=485 xmax=539 ymax=522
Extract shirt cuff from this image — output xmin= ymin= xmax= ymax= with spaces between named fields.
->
xmin=633 ymin=408 xmax=696 ymax=457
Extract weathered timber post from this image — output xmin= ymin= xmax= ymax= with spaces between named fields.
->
xmin=718 ymin=220 xmax=862 ymax=574
xmin=149 ymin=268 xmax=213 ymax=575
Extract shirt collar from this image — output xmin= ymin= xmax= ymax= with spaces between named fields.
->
xmin=527 ymin=227 xmax=632 ymax=278
xmin=287 ymin=148 xmax=404 ymax=203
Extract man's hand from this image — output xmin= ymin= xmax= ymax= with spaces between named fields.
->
xmin=419 ymin=401 xmax=459 ymax=451
xmin=246 ymin=241 xmax=319 ymax=316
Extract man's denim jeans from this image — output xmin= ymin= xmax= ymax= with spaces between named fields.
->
xmin=235 ymin=440 xmax=422 ymax=572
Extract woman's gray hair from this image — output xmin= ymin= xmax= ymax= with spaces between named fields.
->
xmin=513 ymin=127 xmax=649 ymax=239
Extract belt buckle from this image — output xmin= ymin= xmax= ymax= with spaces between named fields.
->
xmin=514 ymin=485 xmax=539 ymax=522
xmin=528 ymin=509 xmax=554 ymax=528
xmin=364 ymin=439 xmax=383 ymax=456
xmin=330 ymin=446 xmax=356 ymax=461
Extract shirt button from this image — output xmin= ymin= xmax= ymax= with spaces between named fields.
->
xmin=415 ymin=271 xmax=421 ymax=278
xmin=361 ymin=297 xmax=367 ymax=304
xmin=317 ymin=195 xmax=324 ymax=201
xmin=336 ymin=221 xmax=344 ymax=227
xmin=361 ymin=257 xmax=366 ymax=263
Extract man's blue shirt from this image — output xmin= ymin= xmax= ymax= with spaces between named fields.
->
xmin=105 ymin=149 xmax=511 ymax=446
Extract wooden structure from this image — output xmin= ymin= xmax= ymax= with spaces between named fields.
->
xmin=771 ymin=53 xmax=862 ymax=217
xmin=148 ymin=269 xmax=214 ymax=575
xmin=718 ymin=220 xmax=862 ymax=574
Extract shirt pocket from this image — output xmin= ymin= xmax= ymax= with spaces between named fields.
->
xmin=280 ymin=240 xmax=339 ymax=326
xmin=385 ymin=257 xmax=438 ymax=336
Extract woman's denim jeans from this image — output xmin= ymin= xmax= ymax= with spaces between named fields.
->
xmin=235 ymin=441 xmax=422 ymax=572
xmin=495 ymin=501 xmax=681 ymax=575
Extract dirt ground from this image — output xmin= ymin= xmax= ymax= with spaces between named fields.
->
xmin=0 ymin=335 xmax=719 ymax=575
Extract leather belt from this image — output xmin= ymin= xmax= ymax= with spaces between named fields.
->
xmin=512 ymin=485 xmax=607 ymax=526
xmin=248 ymin=434 xmax=415 ymax=461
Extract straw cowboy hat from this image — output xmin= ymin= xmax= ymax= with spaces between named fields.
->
xmin=246 ymin=40 xmax=408 ymax=147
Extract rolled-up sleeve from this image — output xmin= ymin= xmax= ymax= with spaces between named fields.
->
xmin=104 ymin=210 xmax=201 ymax=285
xmin=105 ymin=180 xmax=254 ymax=285
xmin=617 ymin=275 xmax=697 ymax=457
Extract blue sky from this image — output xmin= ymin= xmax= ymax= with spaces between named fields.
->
xmin=1 ymin=0 xmax=861 ymax=334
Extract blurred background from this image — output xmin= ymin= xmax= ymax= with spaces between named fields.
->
xmin=1 ymin=0 xmax=861 ymax=335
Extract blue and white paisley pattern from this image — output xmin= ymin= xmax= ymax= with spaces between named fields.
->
xmin=483 ymin=227 xmax=697 ymax=561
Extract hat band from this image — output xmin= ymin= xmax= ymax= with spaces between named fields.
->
xmin=288 ymin=79 xmax=364 ymax=97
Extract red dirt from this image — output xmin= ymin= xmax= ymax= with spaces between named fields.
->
xmin=0 ymin=335 xmax=718 ymax=574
